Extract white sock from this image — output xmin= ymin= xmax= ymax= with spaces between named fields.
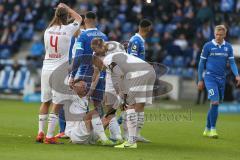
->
xmin=122 ymin=111 xmax=128 ymax=139
xmin=109 ymin=116 xmax=122 ymax=140
xmin=38 ymin=114 xmax=48 ymax=134
xmin=136 ymin=112 xmax=144 ymax=137
xmin=46 ymin=113 xmax=58 ymax=138
xmin=126 ymin=109 xmax=137 ymax=144
xmin=91 ymin=115 xmax=108 ymax=141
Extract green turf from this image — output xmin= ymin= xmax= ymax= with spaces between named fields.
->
xmin=0 ymin=99 xmax=240 ymax=160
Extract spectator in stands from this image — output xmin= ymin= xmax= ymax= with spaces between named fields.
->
xmin=196 ymin=0 xmax=213 ymax=23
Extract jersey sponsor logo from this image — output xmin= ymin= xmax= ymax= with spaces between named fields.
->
xmin=210 ymin=48 xmax=218 ymax=50
xmin=209 ymin=52 xmax=228 ymax=57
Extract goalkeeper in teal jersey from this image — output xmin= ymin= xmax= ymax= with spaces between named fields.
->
xmin=198 ymin=25 xmax=240 ymax=138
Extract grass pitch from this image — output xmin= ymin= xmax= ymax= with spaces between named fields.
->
xmin=0 ymin=99 xmax=240 ymax=160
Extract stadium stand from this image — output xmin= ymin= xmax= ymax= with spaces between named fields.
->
xmin=0 ymin=0 xmax=239 ymax=101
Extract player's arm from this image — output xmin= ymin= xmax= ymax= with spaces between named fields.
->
xmin=197 ymin=44 xmax=208 ymax=90
xmin=87 ymin=66 xmax=100 ymax=97
xmin=69 ymin=35 xmax=85 ymax=87
xmin=128 ymin=39 xmax=140 ymax=56
xmin=228 ymin=45 xmax=240 ymax=86
xmin=58 ymin=3 xmax=82 ymax=23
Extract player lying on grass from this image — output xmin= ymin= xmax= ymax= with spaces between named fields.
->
xmin=64 ymin=80 xmax=114 ymax=145
xmin=198 ymin=25 xmax=240 ymax=139
xmin=91 ymin=38 xmax=156 ymax=148
xmin=36 ymin=3 xmax=82 ymax=144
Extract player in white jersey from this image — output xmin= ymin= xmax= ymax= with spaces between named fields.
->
xmin=63 ymin=80 xmax=113 ymax=145
xmin=89 ymin=41 xmax=125 ymax=143
xmin=91 ymin=38 xmax=156 ymax=148
xmin=36 ymin=3 xmax=82 ymax=144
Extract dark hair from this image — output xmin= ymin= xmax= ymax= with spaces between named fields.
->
xmin=48 ymin=7 xmax=68 ymax=28
xmin=139 ymin=19 xmax=152 ymax=28
xmin=80 ymin=14 xmax=85 ymax=26
xmin=86 ymin=11 xmax=96 ymax=19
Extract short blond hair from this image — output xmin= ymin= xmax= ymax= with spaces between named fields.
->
xmin=214 ymin=25 xmax=227 ymax=33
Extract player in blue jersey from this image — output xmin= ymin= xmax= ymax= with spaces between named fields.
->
xmin=119 ymin=19 xmax=152 ymax=143
xmin=127 ymin=19 xmax=152 ymax=60
xmin=69 ymin=11 xmax=108 ymax=117
xmin=55 ymin=16 xmax=86 ymax=139
xmin=198 ymin=25 xmax=240 ymax=138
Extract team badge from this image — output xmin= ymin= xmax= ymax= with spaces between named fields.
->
xmin=131 ymin=44 xmax=137 ymax=51
xmin=224 ymin=47 xmax=228 ymax=52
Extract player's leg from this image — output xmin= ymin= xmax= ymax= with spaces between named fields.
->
xmin=115 ymin=104 xmax=138 ymax=148
xmin=86 ymin=110 xmax=114 ymax=145
xmin=36 ymin=101 xmax=51 ymax=143
xmin=204 ymin=75 xmax=220 ymax=138
xmin=36 ymin=69 xmax=52 ymax=143
xmin=135 ymin=70 xmax=155 ymax=143
xmin=55 ymin=106 xmax=67 ymax=138
xmin=104 ymin=91 xmax=123 ymax=142
xmin=45 ymin=103 xmax=63 ymax=144
xmin=91 ymin=78 xmax=105 ymax=117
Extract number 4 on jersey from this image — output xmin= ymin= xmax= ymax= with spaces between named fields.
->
xmin=50 ymin=35 xmax=58 ymax=53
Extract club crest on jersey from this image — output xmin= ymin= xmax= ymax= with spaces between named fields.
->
xmin=224 ymin=47 xmax=228 ymax=52
xmin=131 ymin=44 xmax=137 ymax=51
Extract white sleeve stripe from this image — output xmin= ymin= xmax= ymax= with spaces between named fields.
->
xmin=229 ymin=57 xmax=234 ymax=59
xmin=200 ymin=56 xmax=207 ymax=59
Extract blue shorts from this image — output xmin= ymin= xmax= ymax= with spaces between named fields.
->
xmin=204 ymin=74 xmax=225 ymax=103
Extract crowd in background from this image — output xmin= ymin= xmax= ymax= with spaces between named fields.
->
xmin=0 ymin=0 xmax=240 ymax=101
xmin=1 ymin=0 xmax=240 ymax=62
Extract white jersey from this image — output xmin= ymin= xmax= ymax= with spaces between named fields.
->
xmin=43 ymin=21 xmax=80 ymax=70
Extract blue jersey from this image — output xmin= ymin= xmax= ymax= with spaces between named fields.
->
xmin=71 ymin=28 xmax=108 ymax=78
xmin=127 ymin=33 xmax=145 ymax=60
xmin=68 ymin=29 xmax=85 ymax=64
xmin=200 ymin=39 xmax=237 ymax=78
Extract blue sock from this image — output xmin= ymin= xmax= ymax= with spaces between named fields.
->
xmin=206 ymin=109 xmax=211 ymax=130
xmin=210 ymin=104 xmax=219 ymax=130
xmin=59 ymin=107 xmax=66 ymax=133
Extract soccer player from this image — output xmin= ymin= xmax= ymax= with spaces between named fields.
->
xmin=35 ymin=3 xmax=82 ymax=144
xmin=63 ymin=80 xmax=113 ymax=146
xmin=55 ymin=15 xmax=86 ymax=139
xmin=69 ymin=11 xmax=108 ymax=117
xmin=198 ymin=25 xmax=240 ymax=138
xmin=91 ymin=38 xmax=156 ymax=148
xmin=121 ymin=19 xmax=152 ymax=142
xmin=90 ymin=41 xmax=126 ymax=143
xmin=128 ymin=19 xmax=152 ymax=60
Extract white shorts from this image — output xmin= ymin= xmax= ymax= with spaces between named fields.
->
xmin=41 ymin=69 xmax=69 ymax=104
xmin=70 ymin=121 xmax=97 ymax=144
xmin=125 ymin=70 xmax=156 ymax=105
xmin=104 ymin=72 xmax=117 ymax=106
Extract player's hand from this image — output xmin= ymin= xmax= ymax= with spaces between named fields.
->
xmin=236 ymin=76 xmax=240 ymax=87
xmin=197 ymin=80 xmax=204 ymax=90
xmin=86 ymin=88 xmax=95 ymax=99
xmin=58 ymin=3 xmax=69 ymax=9
xmin=68 ymin=77 xmax=74 ymax=89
